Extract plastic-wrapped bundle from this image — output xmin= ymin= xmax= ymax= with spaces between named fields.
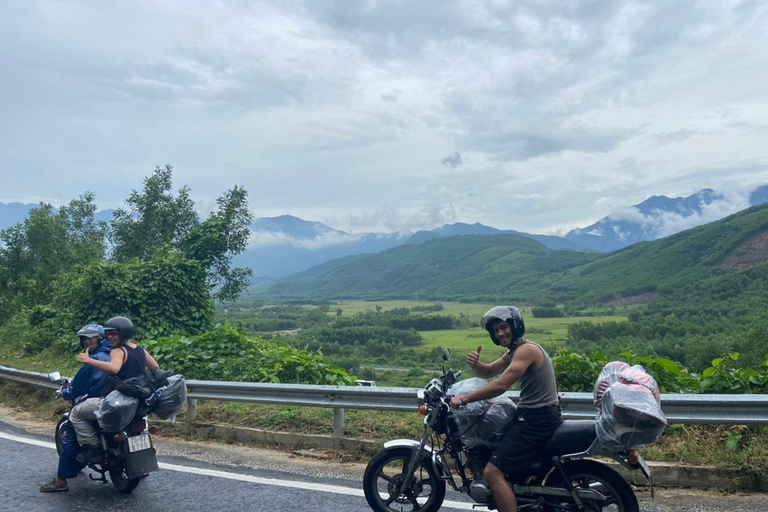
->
xmin=594 ymin=363 xmax=666 ymax=451
xmin=96 ymin=391 xmax=138 ymax=432
xmin=593 ymin=362 xmax=660 ymax=408
xmin=152 ymin=374 xmax=187 ymax=421
xmin=448 ymin=378 xmax=517 ymax=449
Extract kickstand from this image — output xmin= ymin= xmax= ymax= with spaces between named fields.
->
xmin=88 ymin=466 xmax=109 ymax=484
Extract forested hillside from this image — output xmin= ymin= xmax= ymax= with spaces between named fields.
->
xmin=264 ymin=203 xmax=768 ymax=306
xmin=264 ymin=233 xmax=600 ymax=301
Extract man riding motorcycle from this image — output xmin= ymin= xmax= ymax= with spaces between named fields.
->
xmin=448 ymin=306 xmax=562 ymax=512
xmin=40 ymin=324 xmax=111 ymax=493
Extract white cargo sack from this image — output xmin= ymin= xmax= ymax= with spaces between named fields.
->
xmin=152 ymin=374 xmax=187 ymax=420
xmin=593 ymin=363 xmax=666 ymax=451
xmin=96 ymin=390 xmax=138 ymax=432
xmin=448 ymin=378 xmax=517 ymax=449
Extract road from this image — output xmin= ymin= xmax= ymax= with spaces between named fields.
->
xmin=0 ymin=415 xmax=766 ymax=512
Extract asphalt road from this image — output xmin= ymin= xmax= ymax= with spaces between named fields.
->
xmin=0 ymin=415 xmax=766 ymax=512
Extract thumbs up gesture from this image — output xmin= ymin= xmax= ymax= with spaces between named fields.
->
xmin=467 ymin=345 xmax=482 ymax=367
xmin=76 ymin=347 xmax=90 ymax=364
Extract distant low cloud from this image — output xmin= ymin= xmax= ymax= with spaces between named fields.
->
xmin=248 ymin=229 xmax=363 ymax=250
xmin=604 ymin=191 xmax=750 ymax=240
xmin=346 ymin=203 xmax=458 ymax=233
xmin=442 ymin=152 xmax=462 ymax=168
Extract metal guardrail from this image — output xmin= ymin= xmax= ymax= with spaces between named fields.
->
xmin=2 ymin=365 xmax=768 ymax=438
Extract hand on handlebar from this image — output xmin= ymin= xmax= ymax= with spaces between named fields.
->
xmin=449 ymin=395 xmax=466 ymax=409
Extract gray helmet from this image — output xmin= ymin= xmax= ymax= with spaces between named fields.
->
xmin=104 ymin=316 xmax=133 ymax=344
xmin=481 ymin=306 xmax=525 ymax=346
xmin=76 ymin=324 xmax=105 ymax=348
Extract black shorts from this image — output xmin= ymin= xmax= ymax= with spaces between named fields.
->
xmin=488 ymin=406 xmax=563 ymax=482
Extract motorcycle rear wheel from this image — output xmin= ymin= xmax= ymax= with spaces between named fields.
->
xmin=363 ymin=447 xmax=446 ymax=512
xmin=543 ymin=460 xmax=639 ymax=512
xmin=109 ymin=464 xmax=141 ymax=494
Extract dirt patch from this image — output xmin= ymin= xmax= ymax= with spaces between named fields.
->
xmin=607 ymin=293 xmax=657 ymax=306
xmin=719 ymin=231 xmax=768 ymax=270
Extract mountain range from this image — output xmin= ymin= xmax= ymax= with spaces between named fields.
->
xmin=262 ymin=202 xmax=768 ymax=302
xmin=2 ymin=185 xmax=767 ymax=285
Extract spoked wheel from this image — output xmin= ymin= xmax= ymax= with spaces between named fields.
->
xmin=363 ymin=447 xmax=446 ymax=512
xmin=108 ymin=463 xmax=141 ymax=494
xmin=544 ymin=460 xmax=639 ymax=512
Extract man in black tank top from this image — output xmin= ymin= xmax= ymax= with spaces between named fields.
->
xmin=70 ymin=316 xmax=160 ymax=464
xmin=449 ymin=306 xmax=562 ymax=512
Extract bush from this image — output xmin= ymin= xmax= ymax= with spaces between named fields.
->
xmin=531 ymin=307 xmax=563 ymax=318
xmin=143 ymin=323 xmax=356 ymax=385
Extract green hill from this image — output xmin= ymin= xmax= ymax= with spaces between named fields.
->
xmin=263 ymin=203 xmax=768 ymax=305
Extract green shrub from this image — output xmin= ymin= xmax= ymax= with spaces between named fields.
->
xmin=143 ymin=323 xmax=356 ymax=385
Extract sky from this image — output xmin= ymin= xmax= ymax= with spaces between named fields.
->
xmin=1 ymin=0 xmax=768 ymax=236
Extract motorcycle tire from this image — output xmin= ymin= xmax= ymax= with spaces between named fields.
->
xmin=363 ymin=447 xmax=446 ymax=512
xmin=109 ymin=463 xmax=142 ymax=494
xmin=544 ymin=459 xmax=639 ymax=512
xmin=54 ymin=416 xmax=67 ymax=456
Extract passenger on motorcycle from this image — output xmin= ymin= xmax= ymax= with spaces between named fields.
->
xmin=448 ymin=306 xmax=563 ymax=512
xmin=40 ymin=324 xmax=111 ymax=493
xmin=69 ymin=316 xmax=159 ymax=464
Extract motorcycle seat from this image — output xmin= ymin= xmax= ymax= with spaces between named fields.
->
xmin=544 ymin=420 xmax=596 ymax=456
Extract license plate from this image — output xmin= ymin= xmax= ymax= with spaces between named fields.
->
xmin=127 ymin=433 xmax=152 ymax=453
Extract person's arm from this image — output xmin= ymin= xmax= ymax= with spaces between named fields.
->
xmin=467 ymin=345 xmax=509 ymax=379
xmin=451 ymin=344 xmax=540 ymax=407
xmin=144 ymin=350 xmax=159 ymax=370
xmin=77 ymin=347 xmax=126 ymax=375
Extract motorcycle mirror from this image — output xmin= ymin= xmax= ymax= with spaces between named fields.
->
xmin=442 ymin=349 xmax=451 ymax=361
xmin=47 ymin=371 xmax=61 ymax=382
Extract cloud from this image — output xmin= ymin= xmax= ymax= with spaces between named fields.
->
xmin=248 ymin=229 xmax=364 ymax=250
xmin=601 ymin=190 xmax=751 ymax=240
xmin=346 ymin=203 xmax=458 ymax=233
xmin=381 ymin=89 xmax=402 ymax=103
xmin=2 ymin=1 xmax=768 ymax=238
xmin=651 ymin=129 xmax=698 ymax=145
xmin=442 ymin=151 xmax=462 ymax=168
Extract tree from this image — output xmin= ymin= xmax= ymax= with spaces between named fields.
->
xmin=110 ymin=165 xmax=198 ymax=262
xmin=180 ymin=186 xmax=254 ymax=302
xmin=110 ymin=165 xmax=253 ymax=302
xmin=0 ymin=194 xmax=106 ymax=310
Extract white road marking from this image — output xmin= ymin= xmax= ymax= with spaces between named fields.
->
xmin=0 ymin=431 xmax=475 ymax=510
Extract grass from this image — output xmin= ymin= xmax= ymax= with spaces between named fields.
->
xmin=332 ymin=300 xmax=499 ymax=317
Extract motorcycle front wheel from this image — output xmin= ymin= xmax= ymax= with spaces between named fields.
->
xmin=543 ymin=460 xmax=639 ymax=512
xmin=54 ymin=416 xmax=67 ymax=456
xmin=363 ymin=447 xmax=446 ymax=512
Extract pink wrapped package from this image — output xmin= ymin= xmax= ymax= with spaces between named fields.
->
xmin=593 ymin=362 xmax=666 ymax=451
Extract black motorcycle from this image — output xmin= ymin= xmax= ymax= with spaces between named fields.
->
xmin=50 ymin=372 xmax=160 ymax=494
xmin=362 ymin=351 xmax=654 ymax=512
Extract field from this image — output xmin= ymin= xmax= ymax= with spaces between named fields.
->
xmin=331 ymin=299 xmax=499 ymax=317
xmin=331 ymin=299 xmax=627 ymax=349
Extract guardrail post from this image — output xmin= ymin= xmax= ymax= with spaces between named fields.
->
xmin=333 ymin=408 xmax=344 ymax=437
xmin=187 ymin=398 xmax=198 ymax=421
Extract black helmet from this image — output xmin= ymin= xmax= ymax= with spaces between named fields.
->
xmin=76 ymin=324 xmax=105 ymax=348
xmin=104 ymin=316 xmax=134 ymax=344
xmin=481 ymin=306 xmax=525 ymax=346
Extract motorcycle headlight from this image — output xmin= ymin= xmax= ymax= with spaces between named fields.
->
xmin=423 ymin=378 xmax=444 ymax=402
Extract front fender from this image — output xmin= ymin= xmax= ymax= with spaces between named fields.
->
xmin=383 ymin=439 xmax=434 ymax=455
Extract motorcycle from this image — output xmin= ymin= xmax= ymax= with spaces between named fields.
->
xmin=362 ymin=350 xmax=654 ymax=512
xmin=49 ymin=372 xmax=160 ymax=494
